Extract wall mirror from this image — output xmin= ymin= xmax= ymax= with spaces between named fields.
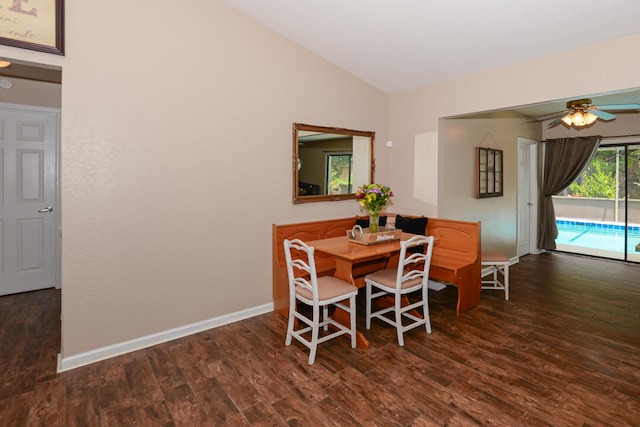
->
xmin=293 ymin=123 xmax=375 ymax=204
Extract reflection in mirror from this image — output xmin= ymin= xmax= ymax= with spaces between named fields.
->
xmin=293 ymin=123 xmax=375 ymax=204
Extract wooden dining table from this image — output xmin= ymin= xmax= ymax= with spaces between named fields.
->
xmin=306 ymin=232 xmax=416 ymax=349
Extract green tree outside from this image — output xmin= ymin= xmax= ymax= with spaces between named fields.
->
xmin=566 ymin=146 xmax=640 ymax=199
xmin=569 ymin=160 xmax=617 ymax=198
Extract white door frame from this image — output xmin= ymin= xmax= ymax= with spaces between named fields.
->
xmin=518 ymin=138 xmax=539 ymax=256
xmin=1 ymin=102 xmax=61 ymax=290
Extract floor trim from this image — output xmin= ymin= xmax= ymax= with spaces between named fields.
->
xmin=57 ymin=302 xmax=274 ymax=372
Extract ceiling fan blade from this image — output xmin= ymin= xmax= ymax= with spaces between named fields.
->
xmin=591 ymin=109 xmax=616 ymax=120
xmin=597 ymin=103 xmax=640 ymax=111
xmin=547 ymin=114 xmax=568 ymax=128
xmin=530 ymin=110 xmax=566 ymax=122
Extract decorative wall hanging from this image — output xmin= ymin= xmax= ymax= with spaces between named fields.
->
xmin=476 ymin=147 xmax=503 ymax=198
xmin=0 ymin=0 xmax=65 ymax=55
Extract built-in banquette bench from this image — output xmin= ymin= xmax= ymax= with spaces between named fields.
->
xmin=272 ymin=215 xmax=481 ymax=317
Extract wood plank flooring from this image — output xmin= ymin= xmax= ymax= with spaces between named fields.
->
xmin=1 ymin=252 xmax=639 ymax=426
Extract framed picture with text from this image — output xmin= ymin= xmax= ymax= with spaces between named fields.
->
xmin=0 ymin=0 xmax=65 ymax=55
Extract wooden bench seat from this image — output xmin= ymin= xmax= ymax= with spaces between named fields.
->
xmin=273 ymin=216 xmax=481 ymax=317
xmin=272 ymin=217 xmax=357 ymax=317
xmin=427 ymin=218 xmax=482 ymax=315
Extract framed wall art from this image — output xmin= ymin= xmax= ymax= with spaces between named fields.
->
xmin=0 ymin=0 xmax=65 ymax=55
xmin=476 ymin=147 xmax=503 ymax=198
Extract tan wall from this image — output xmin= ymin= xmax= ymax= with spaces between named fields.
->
xmin=389 ymin=32 xmax=640 ymax=256
xmin=1 ymin=0 xmax=639 ymax=364
xmin=1 ymin=0 xmax=388 ymax=359
xmin=436 ymin=117 xmax=540 ymax=256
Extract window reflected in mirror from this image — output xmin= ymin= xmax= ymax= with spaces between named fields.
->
xmin=293 ymin=123 xmax=375 ymax=204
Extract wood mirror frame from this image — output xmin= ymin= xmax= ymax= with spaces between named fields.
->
xmin=292 ymin=123 xmax=375 ymax=204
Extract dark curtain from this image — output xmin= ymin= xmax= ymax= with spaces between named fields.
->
xmin=538 ymin=136 xmax=601 ymax=250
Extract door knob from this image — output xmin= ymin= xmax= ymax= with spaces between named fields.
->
xmin=38 ymin=206 xmax=53 ymax=213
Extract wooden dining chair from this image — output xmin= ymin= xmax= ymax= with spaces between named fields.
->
xmin=283 ymin=239 xmax=359 ymax=364
xmin=365 ymin=235 xmax=435 ymax=346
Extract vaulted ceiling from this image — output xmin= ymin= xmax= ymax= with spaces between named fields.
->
xmin=224 ymin=0 xmax=640 ymax=95
xmin=224 ymin=0 xmax=640 ymax=120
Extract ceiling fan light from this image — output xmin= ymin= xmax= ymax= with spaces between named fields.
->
xmin=571 ymin=111 xmax=586 ymax=126
xmin=0 ymin=60 xmax=11 ymax=68
xmin=584 ymin=112 xmax=598 ymax=125
xmin=561 ymin=115 xmax=573 ymax=126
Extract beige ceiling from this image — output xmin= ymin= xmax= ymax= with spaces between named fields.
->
xmin=222 ymin=0 xmax=640 ymax=120
xmin=0 ymin=58 xmax=61 ymax=83
xmin=224 ymin=0 xmax=640 ymax=95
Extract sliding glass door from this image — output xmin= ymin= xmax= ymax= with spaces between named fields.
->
xmin=625 ymin=144 xmax=640 ymax=262
xmin=553 ymin=141 xmax=640 ymax=263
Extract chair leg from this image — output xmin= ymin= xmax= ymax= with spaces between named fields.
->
xmin=422 ymin=286 xmax=432 ymax=334
xmin=349 ymin=295 xmax=357 ymax=348
xmin=504 ymin=264 xmax=510 ymax=300
xmin=365 ymin=282 xmax=372 ymax=329
xmin=285 ymin=299 xmax=296 ymax=346
xmin=396 ymin=294 xmax=404 ymax=347
xmin=323 ymin=305 xmax=329 ymax=331
xmin=285 ymin=317 xmax=294 ymax=346
xmin=309 ymin=304 xmax=320 ymax=365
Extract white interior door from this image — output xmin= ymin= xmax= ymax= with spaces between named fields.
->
xmin=0 ymin=104 xmax=59 ymax=296
xmin=518 ymin=138 xmax=538 ymax=257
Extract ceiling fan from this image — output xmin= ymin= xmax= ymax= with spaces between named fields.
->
xmin=535 ymin=98 xmax=640 ymax=128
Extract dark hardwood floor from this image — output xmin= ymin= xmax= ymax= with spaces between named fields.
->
xmin=1 ymin=252 xmax=639 ymax=426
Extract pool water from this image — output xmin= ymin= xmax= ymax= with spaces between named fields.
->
xmin=556 ymin=219 xmax=640 ymax=261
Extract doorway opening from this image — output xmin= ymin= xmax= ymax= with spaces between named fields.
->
xmin=517 ymin=138 xmax=539 ymax=257
xmin=0 ymin=58 xmax=62 ymax=295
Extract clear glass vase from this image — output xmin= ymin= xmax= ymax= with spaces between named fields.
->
xmin=369 ymin=211 xmax=380 ymax=233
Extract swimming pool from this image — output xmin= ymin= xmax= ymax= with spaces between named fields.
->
xmin=556 ymin=218 xmax=640 ymax=262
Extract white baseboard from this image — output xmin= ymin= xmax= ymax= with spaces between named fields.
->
xmin=57 ymin=302 xmax=274 ymax=372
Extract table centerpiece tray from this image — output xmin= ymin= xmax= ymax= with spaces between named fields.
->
xmin=347 ymin=227 xmax=402 ymax=245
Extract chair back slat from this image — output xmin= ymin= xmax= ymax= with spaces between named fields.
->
xmin=365 ymin=233 xmax=435 ymax=346
xmin=397 ymin=235 xmax=435 ymax=290
xmin=284 ymin=238 xmax=319 ymax=301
